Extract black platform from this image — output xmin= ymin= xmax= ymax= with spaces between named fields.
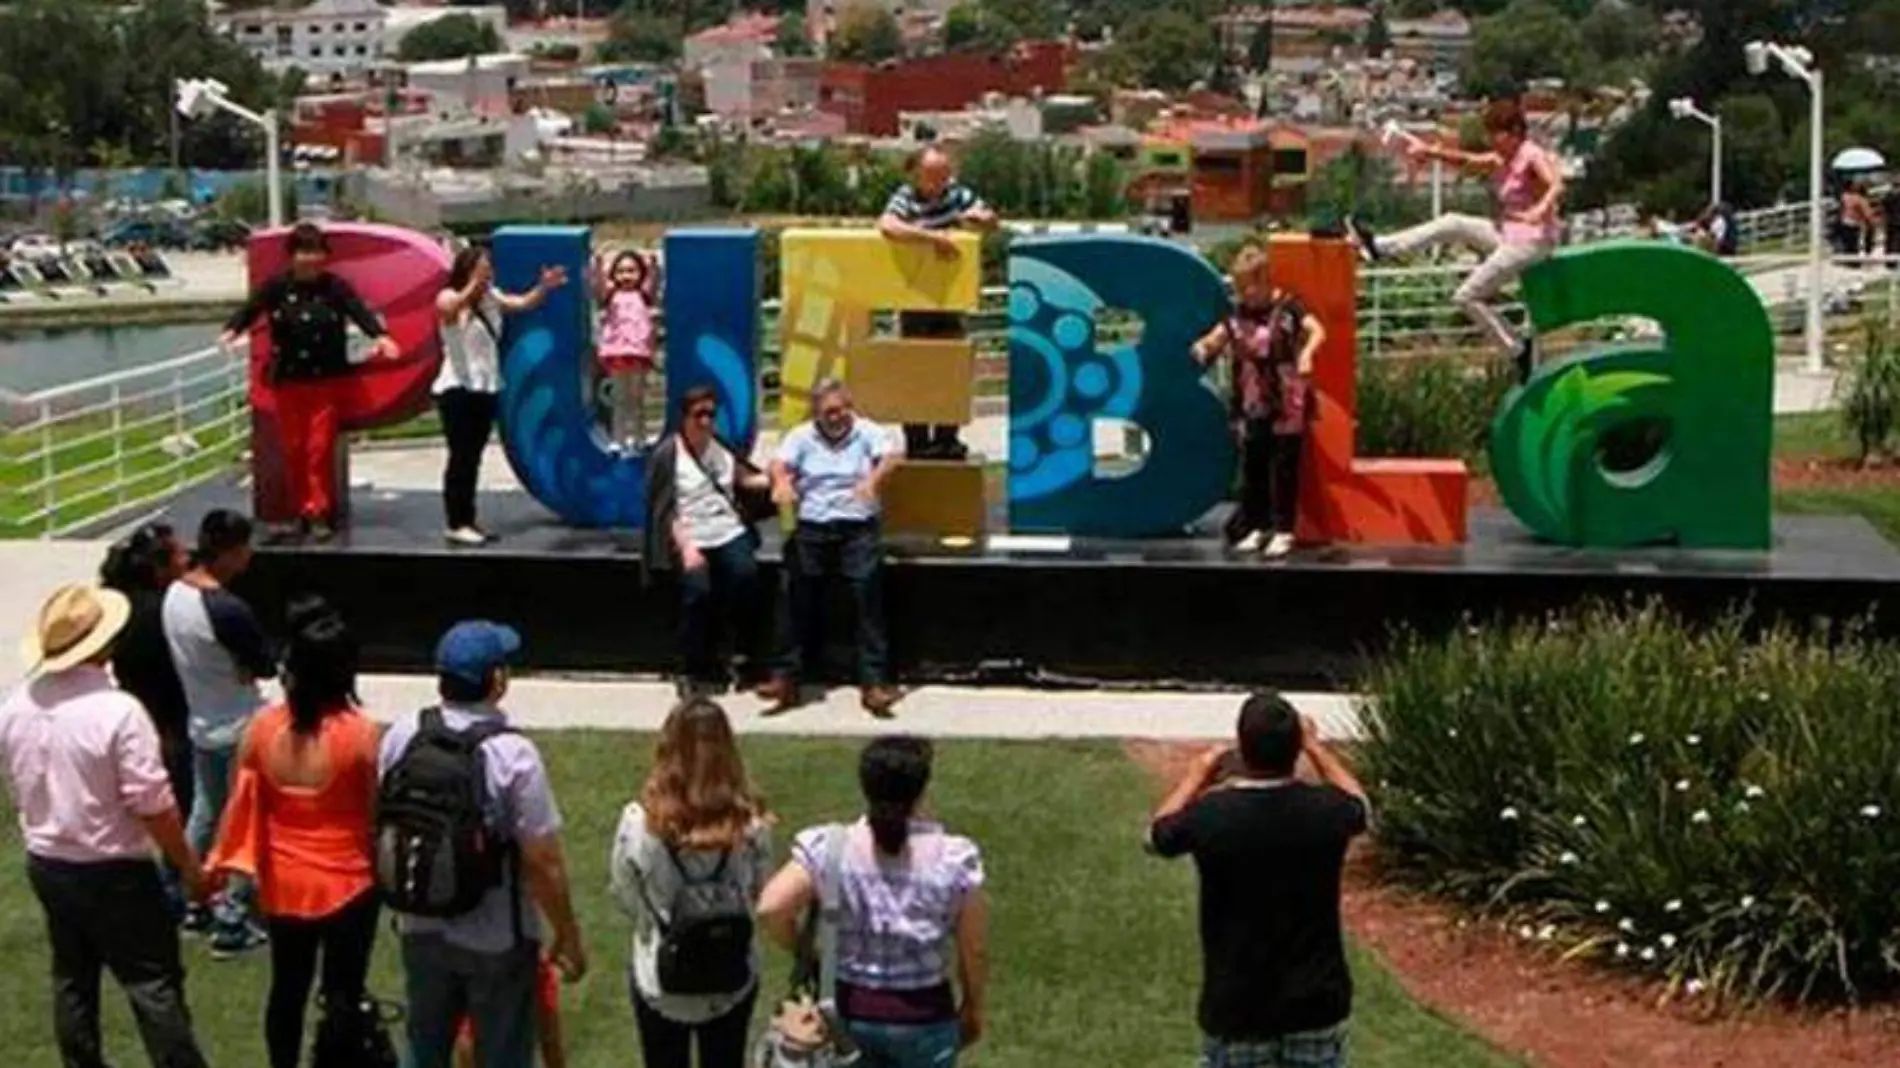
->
xmin=157 ymin=480 xmax=1900 ymax=689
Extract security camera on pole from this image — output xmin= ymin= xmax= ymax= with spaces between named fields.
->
xmin=1667 ymin=97 xmax=1722 ymax=209
xmin=175 ymin=77 xmax=283 ymax=228
xmin=1746 ymin=40 xmax=1825 ymax=373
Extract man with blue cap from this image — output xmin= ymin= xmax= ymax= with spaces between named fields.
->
xmin=376 ymin=621 xmax=586 ymax=1068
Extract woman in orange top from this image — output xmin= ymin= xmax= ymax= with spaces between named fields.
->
xmin=211 ymin=595 xmax=384 ymax=1068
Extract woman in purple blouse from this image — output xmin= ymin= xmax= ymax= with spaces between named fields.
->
xmin=758 ymin=736 xmax=991 ymax=1068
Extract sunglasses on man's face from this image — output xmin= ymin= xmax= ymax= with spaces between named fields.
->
xmin=689 ymin=407 xmax=717 ymax=421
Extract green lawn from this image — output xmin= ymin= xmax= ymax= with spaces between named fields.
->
xmin=0 ymin=734 xmax=1519 ymax=1068
xmin=1770 ymin=412 xmax=1900 ymax=542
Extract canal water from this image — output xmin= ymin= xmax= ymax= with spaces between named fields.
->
xmin=0 ymin=323 xmax=224 ymax=396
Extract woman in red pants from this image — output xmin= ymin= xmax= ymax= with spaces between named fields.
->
xmin=222 ymin=223 xmax=399 ymax=542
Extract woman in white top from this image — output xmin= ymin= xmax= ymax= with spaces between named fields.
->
xmin=434 ymin=245 xmax=565 ymax=546
xmin=642 ymin=386 xmax=772 ymax=698
xmin=609 ymin=698 xmax=773 ymax=1068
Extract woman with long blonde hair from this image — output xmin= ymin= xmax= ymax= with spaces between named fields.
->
xmin=610 ymin=698 xmax=773 ymax=1068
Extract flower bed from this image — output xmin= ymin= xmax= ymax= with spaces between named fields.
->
xmin=1360 ymin=601 xmax=1900 ymax=1004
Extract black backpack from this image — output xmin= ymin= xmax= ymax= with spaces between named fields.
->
xmin=375 ymin=708 xmax=516 ymax=919
xmin=640 ymin=845 xmax=755 ymax=996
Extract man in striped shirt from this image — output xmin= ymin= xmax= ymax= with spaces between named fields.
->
xmin=878 ymin=145 xmax=998 ymax=461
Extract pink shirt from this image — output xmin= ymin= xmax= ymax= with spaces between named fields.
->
xmin=1496 ymin=140 xmax=1559 ymax=246
xmin=597 ymin=287 xmax=654 ymax=361
xmin=0 ymin=665 xmax=174 ymax=863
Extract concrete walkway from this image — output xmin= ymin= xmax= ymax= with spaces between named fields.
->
xmin=0 ymin=538 xmax=1364 ymax=743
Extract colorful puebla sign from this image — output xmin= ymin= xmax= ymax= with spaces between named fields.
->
xmin=245 ymin=224 xmax=1772 ymax=549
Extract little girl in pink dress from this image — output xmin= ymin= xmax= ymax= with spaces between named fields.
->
xmin=594 ymin=250 xmax=657 ymax=452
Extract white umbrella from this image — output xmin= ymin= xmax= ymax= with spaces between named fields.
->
xmin=1832 ymin=147 xmax=1886 ymax=172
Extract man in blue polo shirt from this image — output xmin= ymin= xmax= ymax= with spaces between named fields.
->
xmin=878 ymin=144 xmax=998 ymax=462
xmin=758 ymin=379 xmax=903 ymax=717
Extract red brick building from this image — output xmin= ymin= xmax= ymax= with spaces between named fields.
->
xmin=818 ymin=40 xmax=1068 ymax=137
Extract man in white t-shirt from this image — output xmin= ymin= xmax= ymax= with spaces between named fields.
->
xmin=758 ymin=379 xmax=903 ymax=717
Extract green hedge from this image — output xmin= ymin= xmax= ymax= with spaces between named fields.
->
xmin=1356 ymin=354 xmax=1514 ymax=465
xmin=1361 ymin=601 xmax=1900 ymax=1004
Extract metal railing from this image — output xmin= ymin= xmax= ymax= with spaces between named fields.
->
xmin=1 ymin=342 xmax=250 ymax=537
xmin=0 ymin=201 xmax=1865 ymax=539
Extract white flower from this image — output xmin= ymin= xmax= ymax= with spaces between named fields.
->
xmin=1754 ymin=690 xmax=1770 ymax=702
xmin=1664 ymin=899 xmax=1683 ymax=913
xmin=1640 ymin=946 xmax=1658 ymax=962
xmin=1691 ymin=809 xmax=1712 ymax=824
xmin=1685 ymin=734 xmax=1702 ymax=747
xmin=1740 ymin=895 xmax=1757 ymax=910
xmin=1500 ymin=806 xmax=1520 ymax=821
xmin=1517 ymin=924 xmax=1535 ymax=940
xmin=1686 ymin=978 xmax=1707 ymax=996
xmin=1618 ymin=918 xmax=1637 ymax=933
xmin=1628 ymin=732 xmax=1647 ymax=746
xmin=1595 ymin=900 xmax=1612 ymax=914
xmin=1735 ymin=800 xmax=1752 ymax=814
xmin=1674 ymin=779 xmax=1691 ymax=792
xmin=1614 ymin=942 xmax=1630 ymax=959
xmin=1745 ymin=784 xmax=1766 ymax=799
xmin=1537 ymin=924 xmax=1556 ymax=942
xmin=1659 ymin=933 xmax=1678 ymax=950
xmin=1572 ymin=815 xmax=1589 ymax=828
xmin=1861 ymin=805 xmax=1883 ymax=820
xmin=1447 ymin=727 xmax=1459 ymax=739
xmin=1559 ymin=851 xmax=1580 ymax=866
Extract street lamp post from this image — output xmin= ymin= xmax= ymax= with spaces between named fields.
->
xmin=175 ymin=77 xmax=283 ymax=228
xmin=1667 ymin=97 xmax=1722 ymax=208
xmin=1747 ymin=40 xmax=1825 ymax=373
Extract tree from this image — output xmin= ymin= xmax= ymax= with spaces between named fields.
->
xmin=1109 ymin=10 xmax=1217 ymax=92
xmin=830 ymin=2 xmax=903 ymax=63
xmin=945 ymin=3 xmax=1019 ymax=52
xmin=582 ymin=102 xmax=615 ymax=134
xmin=775 ymin=11 xmax=813 ymax=56
xmin=1577 ymin=0 xmax=1657 ymax=73
xmin=1461 ymin=0 xmax=1586 ymax=97
xmin=397 ymin=13 xmax=501 ymax=62
xmin=599 ymin=11 xmax=683 ymax=63
xmin=979 ymin=0 xmax=1062 ymax=39
xmin=1366 ymin=5 xmax=1393 ymax=59
xmin=1082 ymin=151 xmax=1128 ymax=219
xmin=1246 ymin=18 xmax=1272 ymax=74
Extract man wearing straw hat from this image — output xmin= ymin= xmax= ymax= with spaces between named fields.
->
xmin=2 ymin=584 xmax=213 ymax=1068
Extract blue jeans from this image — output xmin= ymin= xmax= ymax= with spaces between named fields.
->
xmin=185 ymin=744 xmax=253 ymax=930
xmin=1199 ymin=1024 xmax=1349 ymax=1068
xmin=780 ymin=518 xmax=889 ymax=685
xmin=844 ymin=1019 xmax=960 ymax=1068
xmin=679 ymin=534 xmax=762 ymax=685
xmin=402 ymin=935 xmax=540 ymax=1068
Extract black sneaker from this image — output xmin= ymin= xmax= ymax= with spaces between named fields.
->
xmin=1345 ymin=215 xmax=1382 ymax=263
xmin=209 ymin=920 xmax=269 ymax=960
xmin=1513 ymin=336 xmax=1537 ymax=384
xmin=180 ymin=905 xmax=214 ymax=939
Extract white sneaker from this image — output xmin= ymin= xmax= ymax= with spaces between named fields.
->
xmin=445 ymin=527 xmax=487 ymax=547
xmin=1234 ymin=530 xmax=1266 ymax=553
xmin=1263 ymin=533 xmax=1295 ymax=558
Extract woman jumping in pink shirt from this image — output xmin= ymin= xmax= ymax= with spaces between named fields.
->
xmin=1347 ymin=99 xmax=1564 ymax=383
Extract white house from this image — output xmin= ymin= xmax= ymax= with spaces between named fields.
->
xmin=221 ymin=0 xmax=390 ymax=75
xmin=405 ymin=53 xmax=533 ymax=119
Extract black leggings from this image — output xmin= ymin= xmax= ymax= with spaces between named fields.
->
xmin=1238 ymin=421 xmax=1303 ymax=537
xmin=633 ymin=987 xmax=757 ymax=1068
xmin=265 ymin=891 xmax=381 ymax=1068
xmin=436 ymin=388 xmax=499 ymax=530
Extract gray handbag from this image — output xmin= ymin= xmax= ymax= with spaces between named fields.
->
xmin=754 ymin=824 xmax=860 ymax=1067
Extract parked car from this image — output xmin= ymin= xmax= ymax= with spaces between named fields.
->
xmin=102 ymin=217 xmax=191 ymax=250
xmin=188 ymin=218 xmax=250 ymax=251
xmin=9 ymin=233 xmax=61 ymax=258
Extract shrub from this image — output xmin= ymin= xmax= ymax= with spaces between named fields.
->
xmin=1836 ymin=321 xmax=1900 ymax=463
xmin=1356 ymin=354 xmax=1514 ymax=464
xmin=1360 ymin=600 xmax=1900 ymax=1005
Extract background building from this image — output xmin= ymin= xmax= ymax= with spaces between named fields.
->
xmin=221 ymin=0 xmax=389 ymax=75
